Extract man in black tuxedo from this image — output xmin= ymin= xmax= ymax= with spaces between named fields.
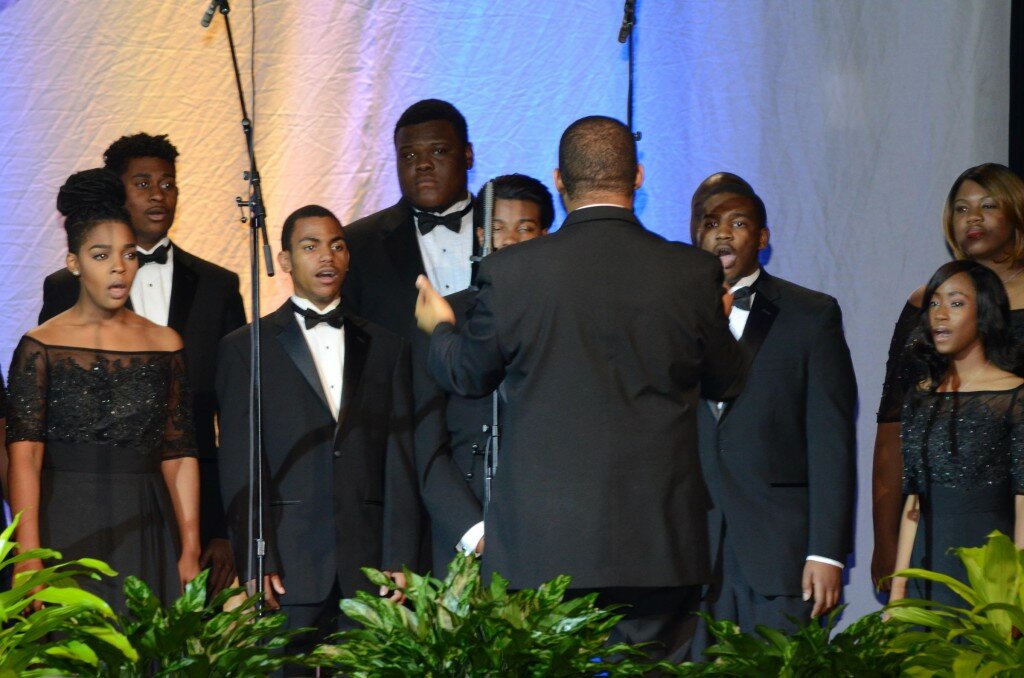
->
xmin=415 ymin=116 xmax=748 ymax=663
xmin=216 ymin=206 xmax=420 ymax=664
xmin=37 ymin=133 xmax=245 ymax=593
xmin=692 ymin=182 xmax=856 ymax=648
xmin=341 ymin=99 xmax=480 ymax=571
xmin=416 ymin=174 xmax=555 ymax=566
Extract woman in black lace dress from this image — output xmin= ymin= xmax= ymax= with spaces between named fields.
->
xmin=872 ymin=163 xmax=1024 ymax=589
xmin=889 ymin=261 xmax=1024 ymax=607
xmin=6 ymin=169 xmax=200 ymax=610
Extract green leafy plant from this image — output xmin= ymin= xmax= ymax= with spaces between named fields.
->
xmin=310 ymin=553 xmax=668 ymax=677
xmin=678 ymin=606 xmax=909 ymax=677
xmin=96 ymin=570 xmax=311 ymax=676
xmin=886 ymin=530 xmax=1024 ymax=676
xmin=0 ymin=513 xmax=137 ymax=677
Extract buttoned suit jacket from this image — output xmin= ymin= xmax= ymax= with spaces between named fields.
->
xmin=38 ymin=243 xmax=245 ymax=545
xmin=343 ymin=199 xmax=482 ymax=570
xmin=696 ymin=270 xmax=857 ymax=597
xmin=427 ymin=206 xmax=749 ymax=589
xmin=216 ymin=302 xmax=421 ymax=604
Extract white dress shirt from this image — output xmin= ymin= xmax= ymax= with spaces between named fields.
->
xmin=131 ymin=236 xmax=173 ymax=327
xmin=292 ymin=295 xmax=345 ymax=420
xmin=414 ymin=196 xmax=474 ymax=296
xmin=724 ymin=269 xmax=843 ymax=571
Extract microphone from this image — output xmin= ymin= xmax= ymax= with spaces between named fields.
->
xmin=480 ymin=181 xmax=495 ymax=258
xmin=618 ymin=0 xmax=636 ymax=43
xmin=201 ymin=0 xmax=221 ymax=28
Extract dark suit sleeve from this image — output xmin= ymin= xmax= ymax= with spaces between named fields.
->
xmin=383 ymin=342 xmax=424 ymax=571
xmin=39 ymin=271 xmax=75 ymax=324
xmin=215 ymin=333 xmax=282 ymax=579
xmin=426 ymin=267 xmax=506 ymax=399
xmin=411 ymin=333 xmax=483 ymax=553
xmin=221 ymin=274 xmax=247 ymax=335
xmin=698 ymin=263 xmax=749 ymax=401
xmin=804 ymin=300 xmax=857 ymax=562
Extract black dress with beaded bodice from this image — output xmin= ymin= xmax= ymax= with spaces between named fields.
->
xmin=901 ymin=383 xmax=1024 ymax=606
xmin=5 ymin=336 xmax=196 ymax=610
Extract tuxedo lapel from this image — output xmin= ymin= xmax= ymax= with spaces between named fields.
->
xmin=381 ymin=203 xmax=426 ymax=285
xmin=271 ymin=304 xmax=332 ymax=414
xmin=719 ymin=271 xmax=780 ymax=424
xmin=336 ymin=316 xmax=369 ymax=436
xmin=167 ymin=244 xmax=198 ymax=336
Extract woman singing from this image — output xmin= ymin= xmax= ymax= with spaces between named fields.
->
xmin=889 ymin=261 xmax=1024 ymax=606
xmin=6 ymin=168 xmax=200 ymax=610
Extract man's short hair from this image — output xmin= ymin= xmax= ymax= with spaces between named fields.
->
xmin=103 ymin=133 xmax=180 ymax=176
xmin=281 ymin=204 xmax=341 ymax=252
xmin=557 ymin=116 xmax=637 ymax=199
xmin=394 ymin=99 xmax=469 ymax=146
xmin=485 ymin=174 xmax=556 ymax=231
xmin=700 ymin=183 xmax=768 ymax=231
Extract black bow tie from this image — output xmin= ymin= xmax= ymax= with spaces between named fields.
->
xmin=137 ymin=244 xmax=170 ymax=267
xmin=291 ymin=302 xmax=344 ymax=329
xmin=415 ymin=200 xmax=473 ymax=235
xmin=732 ymin=286 xmax=754 ymax=311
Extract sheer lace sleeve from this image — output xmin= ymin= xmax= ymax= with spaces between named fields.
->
xmin=900 ymin=389 xmax=924 ymax=495
xmin=0 ymin=366 xmax=6 ymax=420
xmin=877 ymin=302 xmax=921 ymax=424
xmin=1010 ymin=387 xmax=1024 ymax=494
xmin=6 ymin=336 xmax=48 ymax=443
xmin=163 ymin=350 xmax=197 ymax=460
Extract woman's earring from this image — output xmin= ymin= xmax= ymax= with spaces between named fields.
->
xmin=71 ymin=270 xmax=80 ymax=277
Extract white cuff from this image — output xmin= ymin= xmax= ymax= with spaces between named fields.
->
xmin=806 ymin=555 xmax=844 ymax=569
xmin=457 ymin=521 xmax=485 ymax=554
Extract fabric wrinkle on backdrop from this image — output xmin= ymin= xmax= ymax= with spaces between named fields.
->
xmin=0 ymin=0 xmax=1011 ymax=628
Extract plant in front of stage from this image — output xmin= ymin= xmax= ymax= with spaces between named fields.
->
xmin=0 ymin=513 xmax=137 ymax=677
xmin=309 ymin=552 xmax=667 ymax=677
xmin=884 ymin=530 xmax=1024 ymax=676
xmin=680 ymin=607 xmax=910 ymax=676
xmin=107 ymin=570 xmax=313 ymax=677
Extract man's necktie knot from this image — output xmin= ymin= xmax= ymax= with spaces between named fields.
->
xmin=138 ymin=244 xmax=170 ymax=267
xmin=291 ymin=302 xmax=344 ymax=329
xmin=415 ymin=200 xmax=473 ymax=235
xmin=732 ymin=286 xmax=753 ymax=311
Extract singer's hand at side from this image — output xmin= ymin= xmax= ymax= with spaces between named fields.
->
xmin=380 ymin=571 xmax=407 ymax=604
xmin=415 ymin=275 xmax=455 ymax=334
xmin=247 ymin=573 xmax=286 ymax=610
xmin=802 ymin=561 xmax=842 ymax=618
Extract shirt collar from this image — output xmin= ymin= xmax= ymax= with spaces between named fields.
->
xmin=291 ymin=295 xmax=341 ymax=315
xmin=137 ymin=236 xmax=171 ymax=256
xmin=417 ymin=194 xmax=472 ymax=217
xmin=729 ymin=268 xmax=761 ymax=294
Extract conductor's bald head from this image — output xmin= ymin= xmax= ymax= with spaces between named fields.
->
xmin=555 ymin=116 xmax=643 ymax=211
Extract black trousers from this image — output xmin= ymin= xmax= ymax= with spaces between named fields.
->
xmin=277 ymin=579 xmax=358 ymax=677
xmin=567 ymin=585 xmax=702 ymax=668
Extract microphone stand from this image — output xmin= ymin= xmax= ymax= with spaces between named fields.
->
xmin=475 ymin=182 xmax=499 ymax=514
xmin=618 ymin=0 xmax=642 ymax=141
xmin=204 ymin=0 xmax=275 ymax=610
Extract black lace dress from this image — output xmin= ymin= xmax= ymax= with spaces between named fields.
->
xmin=901 ymin=384 xmax=1024 ymax=607
xmin=5 ymin=337 xmax=196 ymax=610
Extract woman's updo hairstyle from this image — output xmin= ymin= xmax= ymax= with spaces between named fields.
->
xmin=56 ymin=168 xmax=131 ymax=252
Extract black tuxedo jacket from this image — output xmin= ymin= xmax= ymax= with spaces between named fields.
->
xmin=216 ymin=302 xmax=421 ymax=604
xmin=38 ymin=243 xmax=245 ymax=544
xmin=427 ymin=206 xmax=749 ymax=589
xmin=411 ymin=287 xmax=491 ymax=567
xmin=343 ymin=199 xmax=480 ymax=570
xmin=696 ymin=271 xmax=857 ymax=597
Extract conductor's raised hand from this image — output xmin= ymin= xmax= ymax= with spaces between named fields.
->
xmin=415 ymin=274 xmax=455 ymax=334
